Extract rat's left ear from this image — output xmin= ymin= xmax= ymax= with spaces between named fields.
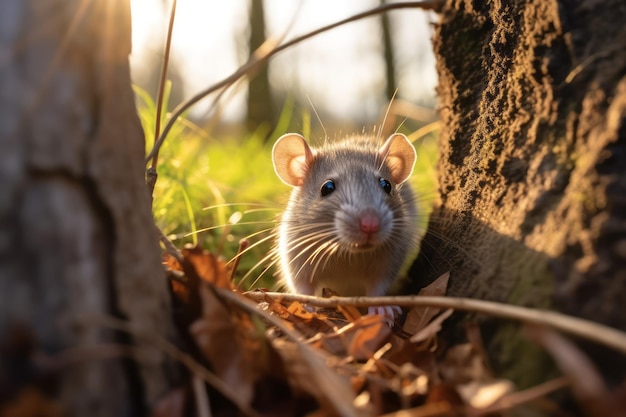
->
xmin=379 ymin=133 xmax=416 ymax=184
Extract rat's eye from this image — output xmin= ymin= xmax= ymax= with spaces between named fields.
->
xmin=379 ymin=178 xmax=392 ymax=194
xmin=320 ymin=179 xmax=336 ymax=197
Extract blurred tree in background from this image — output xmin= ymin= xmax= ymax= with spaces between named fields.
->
xmin=246 ymin=0 xmax=275 ymax=135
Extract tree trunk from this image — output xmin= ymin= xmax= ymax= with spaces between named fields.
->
xmin=411 ymin=0 xmax=626 ymax=385
xmin=0 ymin=1 xmax=177 ymax=415
xmin=246 ymin=0 xmax=275 ymax=134
xmin=381 ymin=0 xmax=398 ymax=102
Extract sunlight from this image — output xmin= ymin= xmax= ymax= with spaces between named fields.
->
xmin=129 ymin=0 xmax=437 ymax=123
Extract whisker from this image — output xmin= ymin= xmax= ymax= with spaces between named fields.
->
xmin=236 ymin=251 xmax=278 ymax=290
xmin=187 ymin=221 xmax=275 ymax=237
xmin=378 ymin=89 xmax=398 ymax=139
xmin=202 ymin=202 xmax=279 ymax=211
xmin=226 ymin=230 xmax=277 ymax=265
xmin=306 ymin=94 xmax=328 ymax=141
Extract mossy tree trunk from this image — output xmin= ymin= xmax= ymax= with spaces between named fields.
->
xmin=412 ymin=0 xmax=626 ymax=384
xmin=0 ymin=0 xmax=177 ymax=415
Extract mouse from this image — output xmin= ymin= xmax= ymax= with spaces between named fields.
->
xmin=271 ymin=132 xmax=419 ymax=318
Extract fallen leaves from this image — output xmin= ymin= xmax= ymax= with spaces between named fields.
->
xmin=161 ymin=249 xmax=626 ymax=416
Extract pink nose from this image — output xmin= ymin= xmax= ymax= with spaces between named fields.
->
xmin=359 ymin=213 xmax=380 ymax=234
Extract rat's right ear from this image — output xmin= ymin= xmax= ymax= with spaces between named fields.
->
xmin=272 ymin=134 xmax=315 ymax=187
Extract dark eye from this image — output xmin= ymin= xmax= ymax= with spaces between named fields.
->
xmin=379 ymin=178 xmax=392 ymax=194
xmin=320 ymin=179 xmax=336 ymax=197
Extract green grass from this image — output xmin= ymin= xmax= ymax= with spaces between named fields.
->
xmin=136 ymin=85 xmax=439 ymax=290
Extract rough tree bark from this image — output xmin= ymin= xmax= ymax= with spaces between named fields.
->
xmin=0 ymin=1 xmax=177 ymax=415
xmin=411 ymin=0 xmax=626 ymax=385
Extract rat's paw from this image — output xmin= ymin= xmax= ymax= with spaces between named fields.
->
xmin=367 ymin=305 xmax=402 ymax=326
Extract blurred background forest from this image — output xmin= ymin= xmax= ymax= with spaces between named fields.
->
xmin=131 ymin=0 xmax=440 ymax=287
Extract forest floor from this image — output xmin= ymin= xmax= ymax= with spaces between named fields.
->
xmin=158 ymin=246 xmax=626 ymax=417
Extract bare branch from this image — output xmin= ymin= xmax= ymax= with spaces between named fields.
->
xmin=144 ymin=1 xmax=443 ymax=164
xmin=243 ymin=291 xmax=626 ymax=355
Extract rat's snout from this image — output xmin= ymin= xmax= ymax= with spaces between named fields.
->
xmin=359 ymin=212 xmax=381 ymax=234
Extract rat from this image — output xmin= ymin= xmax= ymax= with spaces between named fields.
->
xmin=271 ymin=132 xmax=419 ymax=318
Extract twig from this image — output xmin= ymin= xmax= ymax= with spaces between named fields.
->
xmin=193 ymin=375 xmax=212 ymax=417
xmin=478 ymin=377 xmax=569 ymax=413
xmin=229 ymin=239 xmax=250 ymax=282
xmin=146 ymin=0 xmax=178 ymax=197
xmin=156 ymin=224 xmax=183 ymax=264
xmin=215 ymin=288 xmax=361 ymax=417
xmin=243 ymin=292 xmax=626 ymax=355
xmin=144 ymin=1 xmax=443 ymax=164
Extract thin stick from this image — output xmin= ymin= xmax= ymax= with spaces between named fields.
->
xmin=215 ymin=288 xmax=360 ymax=417
xmin=147 ymin=0 xmax=179 ymax=196
xmin=153 ymin=0 xmax=177 ymax=168
xmin=156 ymin=224 xmax=183 ymax=264
xmin=229 ymin=239 xmax=250 ymax=281
xmin=193 ymin=375 xmax=212 ymax=417
xmin=243 ymin=292 xmax=626 ymax=355
xmin=145 ymin=1 xmax=443 ymax=164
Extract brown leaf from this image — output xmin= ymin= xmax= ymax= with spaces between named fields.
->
xmin=269 ymin=338 xmax=359 ymax=417
xmin=457 ymin=379 xmax=514 ymax=409
xmin=340 ymin=315 xmax=392 ymax=361
xmin=287 ymin=301 xmax=316 ymax=319
xmin=163 ymin=253 xmax=183 ymax=271
xmin=386 ymin=340 xmax=440 ymax=383
xmin=419 ymin=272 xmax=450 ymax=297
xmin=168 ymin=272 xmax=190 ymax=305
xmin=190 ymin=282 xmax=257 ymax=407
xmin=264 ymin=295 xmax=333 ymax=337
xmin=426 ymin=383 xmax=464 ymax=406
xmin=337 ymin=304 xmax=363 ymax=322
xmin=150 ymin=388 xmax=187 ymax=417
xmin=182 ymin=245 xmax=232 ymax=289
xmin=409 ymin=308 xmax=454 ymax=344
xmin=439 ymin=343 xmax=489 ymax=384
xmin=402 ymin=272 xmax=450 ymax=335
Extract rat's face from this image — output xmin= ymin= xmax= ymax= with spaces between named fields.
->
xmin=303 ymin=153 xmax=398 ymax=252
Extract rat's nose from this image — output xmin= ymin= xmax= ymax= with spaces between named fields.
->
xmin=359 ymin=213 xmax=380 ymax=234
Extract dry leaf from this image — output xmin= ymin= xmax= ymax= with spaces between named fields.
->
xmin=457 ymin=379 xmax=514 ymax=408
xmin=168 ymin=272 xmax=190 ymax=305
xmin=269 ymin=338 xmax=359 ymax=417
xmin=346 ymin=315 xmax=393 ymax=360
xmin=402 ymin=272 xmax=450 ymax=335
xmin=337 ymin=304 xmax=363 ymax=322
xmin=270 ymin=338 xmax=322 ymax=396
xmin=439 ymin=343 xmax=491 ymax=385
xmin=425 ymin=383 xmax=464 ymax=407
xmin=264 ymin=296 xmax=333 ymax=337
xmin=189 ymin=282 xmax=256 ymax=407
xmin=409 ymin=308 xmax=454 ymax=344
xmin=182 ymin=245 xmax=232 ymax=288
xmin=150 ymin=388 xmax=187 ymax=417
xmin=163 ymin=253 xmax=183 ymax=271
xmin=419 ymin=272 xmax=450 ymax=297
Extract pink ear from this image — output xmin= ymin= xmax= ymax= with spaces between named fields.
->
xmin=378 ymin=133 xmax=416 ymax=184
xmin=272 ymin=134 xmax=315 ymax=187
